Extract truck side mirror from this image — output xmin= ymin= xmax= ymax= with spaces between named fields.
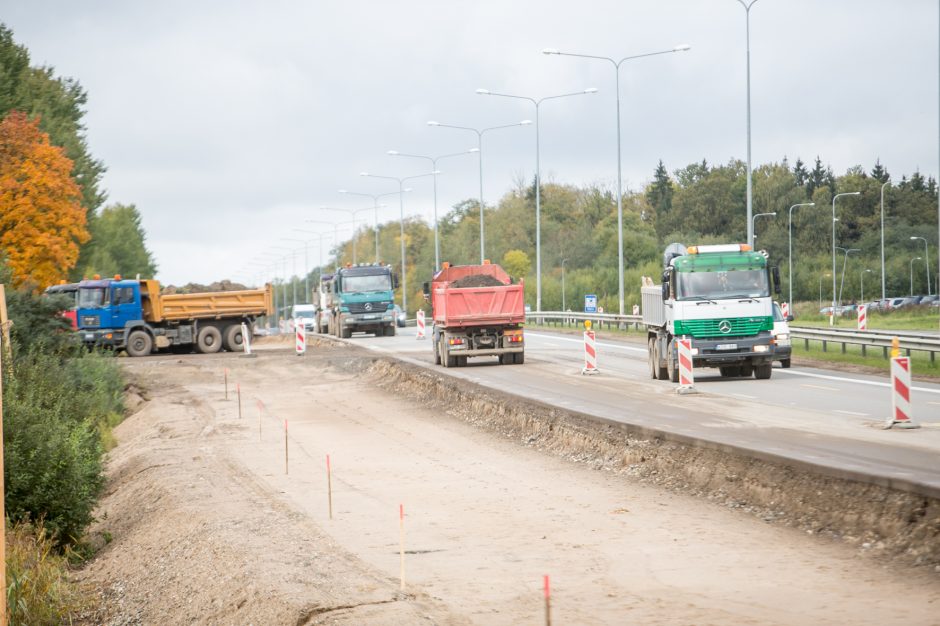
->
xmin=771 ymin=266 xmax=781 ymax=295
xmin=392 ymin=273 xmax=400 ymax=289
xmin=422 ymin=282 xmax=430 ymax=297
xmin=661 ymin=270 xmax=670 ymax=299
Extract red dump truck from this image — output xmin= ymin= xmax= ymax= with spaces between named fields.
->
xmin=423 ymin=263 xmax=525 ymax=367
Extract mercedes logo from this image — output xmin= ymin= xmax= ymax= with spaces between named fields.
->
xmin=718 ymin=320 xmax=732 ymax=334
xmin=364 ymin=302 xmax=373 ymax=311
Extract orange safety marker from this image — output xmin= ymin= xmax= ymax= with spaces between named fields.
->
xmin=857 ymin=304 xmax=868 ymax=331
xmin=416 ymin=310 xmax=426 ymax=340
xmin=544 ymin=575 xmax=551 ymax=626
xmin=295 ymin=319 xmax=306 ymax=356
xmin=399 ymin=504 xmax=406 ymax=591
xmin=581 ymin=320 xmax=598 ymax=375
xmin=326 ymin=455 xmax=333 ymax=520
xmin=781 ymin=302 xmax=790 ymax=319
xmin=676 ymin=337 xmax=698 ymax=395
xmin=885 ymin=356 xmax=920 ymax=429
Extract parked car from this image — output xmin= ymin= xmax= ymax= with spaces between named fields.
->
xmin=393 ymin=304 xmax=407 ymax=327
xmin=887 ymin=297 xmax=916 ymax=309
xmin=772 ymin=302 xmax=792 ymax=369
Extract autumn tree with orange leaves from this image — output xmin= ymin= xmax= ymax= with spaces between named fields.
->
xmin=0 ymin=110 xmax=88 ymax=288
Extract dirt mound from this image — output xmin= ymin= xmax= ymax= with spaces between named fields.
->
xmin=448 ymin=274 xmax=505 ymax=288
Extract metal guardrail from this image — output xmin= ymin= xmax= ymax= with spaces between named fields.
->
xmin=790 ymin=326 xmax=940 ymax=361
xmin=524 ymin=311 xmax=644 ymax=331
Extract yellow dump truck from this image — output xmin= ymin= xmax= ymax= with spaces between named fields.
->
xmin=76 ymin=277 xmax=274 ymax=356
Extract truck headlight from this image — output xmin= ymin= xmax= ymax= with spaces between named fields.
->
xmin=776 ymin=333 xmax=789 ymax=341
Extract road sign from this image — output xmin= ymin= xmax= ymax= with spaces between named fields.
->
xmin=584 ymin=294 xmax=597 ymax=313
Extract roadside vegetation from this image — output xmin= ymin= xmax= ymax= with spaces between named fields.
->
xmin=792 ymin=301 xmax=940 ymax=332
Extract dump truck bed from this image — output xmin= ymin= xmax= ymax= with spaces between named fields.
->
xmin=143 ymin=282 xmax=274 ymax=322
xmin=431 ymin=264 xmax=525 ymax=328
xmin=641 ymin=285 xmax=666 ymax=328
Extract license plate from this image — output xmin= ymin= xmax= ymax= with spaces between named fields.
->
xmin=362 ymin=315 xmax=376 ymax=320
xmin=85 ymin=333 xmax=95 ymax=341
xmin=716 ymin=343 xmax=737 ymax=350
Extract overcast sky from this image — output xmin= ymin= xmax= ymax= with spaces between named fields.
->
xmin=3 ymin=0 xmax=938 ymax=285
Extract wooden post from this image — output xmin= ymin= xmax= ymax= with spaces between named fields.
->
xmin=237 ymin=383 xmax=242 ymax=418
xmin=284 ymin=419 xmax=289 ymax=475
xmin=326 ymin=455 xmax=333 ymax=520
xmin=224 ymin=368 xmax=228 ymax=400
xmin=544 ymin=575 xmax=551 ymax=626
xmin=0 ymin=285 xmax=9 ymax=625
xmin=399 ymin=504 xmax=405 ymax=591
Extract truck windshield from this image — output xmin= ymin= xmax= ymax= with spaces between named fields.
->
xmin=676 ymin=269 xmax=769 ymax=301
xmin=78 ymin=287 xmax=107 ymax=308
xmin=342 ymin=274 xmax=391 ymax=292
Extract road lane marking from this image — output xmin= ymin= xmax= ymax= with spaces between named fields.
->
xmin=777 ymin=368 xmax=940 ymax=395
xmin=801 ymin=383 xmax=840 ymax=392
xmin=526 ymin=332 xmax=647 ymax=353
xmin=733 ymin=393 xmax=757 ymax=400
xmin=834 ymin=409 xmax=869 ymax=417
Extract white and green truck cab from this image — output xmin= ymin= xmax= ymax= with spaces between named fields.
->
xmin=642 ymin=243 xmax=781 ymax=381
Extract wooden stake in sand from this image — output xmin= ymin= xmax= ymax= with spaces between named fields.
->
xmin=326 ymin=454 xmax=333 ymax=520
xmin=544 ymin=575 xmax=551 ymax=626
xmin=224 ymin=367 xmax=229 ymax=400
xmin=256 ymin=399 xmax=264 ymax=442
xmin=237 ymin=383 xmax=242 ymax=419
xmin=399 ymin=504 xmax=405 ymax=591
xmin=284 ymin=419 xmax=289 ymax=475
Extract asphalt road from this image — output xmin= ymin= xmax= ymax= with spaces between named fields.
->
xmin=324 ymin=326 xmax=940 ymax=495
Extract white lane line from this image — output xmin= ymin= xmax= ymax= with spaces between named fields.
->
xmin=834 ymin=409 xmax=869 ymax=417
xmin=929 ymin=401 xmax=940 ymax=406
xmin=526 ymin=332 xmax=647 ymax=353
xmin=733 ymin=393 xmax=757 ymax=400
xmin=776 ymin=368 xmax=940 ymax=395
xmin=801 ymin=383 xmax=840 ymax=392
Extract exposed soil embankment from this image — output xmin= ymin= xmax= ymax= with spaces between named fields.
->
xmin=362 ymin=354 xmax=940 ymax=567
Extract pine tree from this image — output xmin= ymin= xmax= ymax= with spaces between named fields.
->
xmin=646 ymin=160 xmax=674 ymax=240
xmin=910 ymin=170 xmax=926 ymax=192
xmin=870 ymin=158 xmax=890 ymax=183
xmin=807 ymin=156 xmax=826 ymax=196
xmin=793 ymin=158 xmax=808 ymax=187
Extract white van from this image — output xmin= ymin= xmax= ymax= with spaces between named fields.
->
xmin=772 ymin=302 xmax=792 ymax=369
xmin=290 ymin=304 xmax=317 ymax=332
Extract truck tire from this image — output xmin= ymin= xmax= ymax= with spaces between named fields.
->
xmin=781 ymin=358 xmax=791 ymax=369
xmin=456 ymin=356 xmax=467 ymax=367
xmin=719 ymin=366 xmax=738 ymax=378
xmin=513 ymin=351 xmax=525 ymax=365
xmin=341 ymin=318 xmax=352 ymax=339
xmin=126 ymin=330 xmax=153 ymax=357
xmin=441 ymin=337 xmax=456 ymax=368
xmin=196 ymin=325 xmax=223 ymax=354
xmin=222 ymin=324 xmax=243 ymax=352
xmin=666 ymin=339 xmax=679 ymax=383
xmin=648 ymin=337 xmax=659 ymax=379
xmin=739 ymin=363 xmax=754 ymax=377
xmin=754 ymin=363 xmax=773 ymax=379
xmin=385 ymin=324 xmax=396 ymax=337
xmin=654 ymin=339 xmax=668 ymax=380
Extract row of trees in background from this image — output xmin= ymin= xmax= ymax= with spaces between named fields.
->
xmin=0 ymin=25 xmax=156 ymax=289
xmin=275 ymin=157 xmax=937 ymax=315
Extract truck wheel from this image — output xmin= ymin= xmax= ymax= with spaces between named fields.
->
xmin=385 ymin=324 xmax=396 ymax=337
xmin=655 ymin=340 xmax=668 ymax=380
xmin=434 ymin=341 xmax=441 ymax=365
xmin=456 ymin=356 xmax=467 ymax=367
xmin=196 ymin=326 xmax=222 ymax=354
xmin=648 ymin=338 xmax=659 ymax=379
xmin=719 ymin=366 xmax=737 ymax=378
xmin=513 ymin=351 xmax=525 ymax=365
xmin=781 ymin=358 xmax=791 ymax=369
xmin=754 ymin=363 xmax=773 ymax=379
xmin=441 ymin=338 xmax=456 ymax=368
xmin=739 ymin=363 xmax=754 ymax=377
xmin=667 ymin=339 xmax=679 ymax=383
xmin=341 ymin=320 xmax=352 ymax=339
xmin=126 ymin=330 xmax=153 ymax=357
xmin=222 ymin=324 xmax=243 ymax=352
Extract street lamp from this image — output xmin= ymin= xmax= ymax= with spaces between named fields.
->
xmin=387 ymin=148 xmax=478 ymax=271
xmin=911 ymin=257 xmax=922 ymax=296
xmin=305 ymin=218 xmax=356 ymax=265
xmin=281 ymin=238 xmax=310 ymax=305
xmin=336 ymin=190 xmax=403 ymax=263
xmin=359 ymin=171 xmax=437 ymax=314
xmin=292 ymin=228 xmax=334 ymax=289
xmin=542 ymin=43 xmax=690 ymax=314
xmin=880 ymin=181 xmax=890 ymax=299
xmin=787 ymin=202 xmax=815 ymax=307
xmin=752 ymin=211 xmax=776 ymax=243
xmin=831 ymin=191 xmax=861 ymax=325
xmin=910 ymin=236 xmax=931 ymax=295
xmin=319 ymin=206 xmax=376 ymax=265
xmin=561 ymin=258 xmax=568 ymax=311
xmin=734 ymin=0 xmax=759 ymax=247
xmin=860 ymin=268 xmax=872 ymax=302
xmin=270 ymin=245 xmax=297 ymax=311
xmin=834 ymin=246 xmax=860 ymax=307
xmin=818 ymin=272 xmax=831 ymax=311
xmin=476 ymin=86 xmax=597 ymax=312
xmin=427 ymin=119 xmax=531 ymax=263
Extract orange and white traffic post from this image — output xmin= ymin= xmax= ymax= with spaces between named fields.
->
xmin=416 ymin=310 xmax=426 ymax=340
xmin=240 ymin=322 xmax=256 ymax=358
xmin=781 ymin=302 xmax=790 ymax=319
xmin=857 ymin=304 xmax=868 ymax=331
xmin=582 ymin=320 xmax=598 ymax=375
xmin=885 ymin=356 xmax=919 ymax=429
xmin=295 ymin=319 xmax=306 ymax=356
xmin=676 ymin=337 xmax=698 ymax=395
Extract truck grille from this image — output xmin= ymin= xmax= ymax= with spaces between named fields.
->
xmin=347 ymin=301 xmax=391 ymax=314
xmin=678 ymin=317 xmax=770 ymax=338
xmin=81 ymin=315 xmax=100 ymax=327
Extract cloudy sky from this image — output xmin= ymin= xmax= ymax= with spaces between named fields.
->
xmin=3 ymin=0 xmax=938 ymax=285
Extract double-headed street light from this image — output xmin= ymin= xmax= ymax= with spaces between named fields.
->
xmin=787 ymin=202 xmax=815 ymax=307
xmin=910 ymin=236 xmax=931 ymax=295
xmin=831 ymin=191 xmax=861 ymax=325
xmin=911 ymin=257 xmax=923 ymax=296
xmin=860 ymin=268 xmax=872 ymax=302
xmin=319 ymin=206 xmax=377 ymax=265
xmin=336 ymin=190 xmax=403 ymax=263
xmin=359 ymin=171 xmax=437 ymax=314
xmin=752 ymin=211 xmax=776 ymax=243
xmin=292 ymin=228 xmax=334 ymax=290
xmin=387 ymin=148 xmax=478 ymax=271
xmin=476 ymin=87 xmax=597 ymax=312
xmin=542 ymin=43 xmax=691 ymax=315
xmin=734 ymin=0 xmax=759 ymax=247
xmin=834 ymin=246 xmax=860 ymax=307
xmin=427 ymin=119 xmax=532 ymax=263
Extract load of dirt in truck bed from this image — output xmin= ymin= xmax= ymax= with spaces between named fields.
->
xmin=449 ymin=274 xmax=506 ymax=288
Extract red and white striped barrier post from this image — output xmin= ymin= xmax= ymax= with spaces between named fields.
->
xmin=416 ymin=310 xmax=426 ymax=340
xmin=676 ymin=337 xmax=697 ymax=394
xmin=240 ymin=322 xmax=255 ymax=358
xmin=295 ymin=318 xmax=306 ymax=356
xmin=781 ymin=302 xmax=789 ymax=319
xmin=582 ymin=321 xmax=599 ymax=375
xmin=885 ymin=356 xmax=920 ymax=429
xmin=857 ymin=304 xmax=867 ymax=331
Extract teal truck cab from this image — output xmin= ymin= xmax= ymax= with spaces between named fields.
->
xmin=324 ymin=264 xmax=399 ymax=338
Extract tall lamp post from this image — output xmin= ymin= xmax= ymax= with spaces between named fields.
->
xmin=834 ymin=246 xmax=860 ymax=307
xmin=542 ymin=44 xmax=690 ymax=314
xmin=860 ymin=268 xmax=872 ymax=302
xmin=880 ymin=181 xmax=890 ymax=299
xmin=292 ymin=228 xmax=334 ymax=288
xmin=910 ymin=236 xmax=931 ymax=295
xmin=911 ymin=257 xmax=922 ymax=296
xmin=752 ymin=211 xmax=776 ymax=243
xmin=734 ymin=0 xmax=759 ymax=247
xmin=387 ymin=148 xmax=478 ymax=271
xmin=787 ymin=202 xmax=815 ymax=307
xmin=831 ymin=191 xmax=861 ymax=325
xmin=270 ymin=246 xmax=296 ymax=312
xmin=427 ymin=119 xmax=531 ymax=263
xmin=475 ymin=87 xmax=597 ymax=312
xmin=336 ymin=190 xmax=403 ymax=263
xmin=281 ymin=238 xmax=310 ymax=304
xmin=319 ymin=206 xmax=376 ymax=265
xmin=818 ymin=273 xmax=831 ymax=311
xmin=359 ymin=171 xmax=437 ymax=314
xmin=561 ymin=258 xmax=568 ymax=311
